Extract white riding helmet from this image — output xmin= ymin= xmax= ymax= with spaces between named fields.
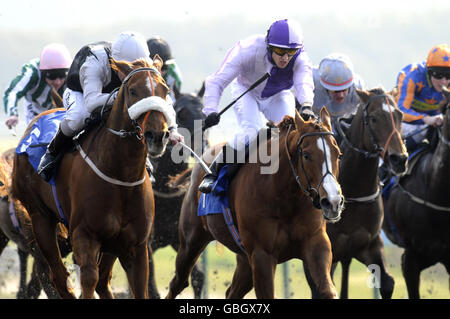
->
xmin=319 ymin=53 xmax=354 ymax=91
xmin=111 ymin=31 xmax=151 ymax=63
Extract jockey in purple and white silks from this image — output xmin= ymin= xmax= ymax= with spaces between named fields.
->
xmin=199 ymin=19 xmax=315 ymax=193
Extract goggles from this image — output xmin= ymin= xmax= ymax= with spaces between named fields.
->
xmin=271 ymin=46 xmax=299 ymax=57
xmin=429 ymin=69 xmax=450 ymax=80
xmin=43 ymin=69 xmax=68 ymax=80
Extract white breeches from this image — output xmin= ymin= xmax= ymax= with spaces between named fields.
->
xmin=229 ymin=79 xmax=295 ymax=151
xmin=402 ymin=122 xmax=428 ymax=144
xmin=61 ymin=88 xmax=90 ymax=136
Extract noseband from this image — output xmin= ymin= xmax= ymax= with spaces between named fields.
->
xmin=105 ymin=67 xmax=162 ymax=141
xmin=286 ymin=124 xmax=335 ymax=209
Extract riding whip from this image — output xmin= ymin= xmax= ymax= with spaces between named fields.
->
xmin=218 ymin=72 xmax=271 ymax=116
xmin=178 ymin=141 xmax=212 ymax=175
xmin=202 ymin=72 xmax=271 ymax=131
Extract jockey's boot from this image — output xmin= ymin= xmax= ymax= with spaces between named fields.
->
xmin=198 ymin=151 xmax=225 ymax=194
xmin=37 ymin=128 xmax=72 ymax=182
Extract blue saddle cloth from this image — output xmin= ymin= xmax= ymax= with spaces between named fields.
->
xmin=16 ymin=110 xmax=66 ymax=185
xmin=198 ymin=165 xmax=230 ymax=216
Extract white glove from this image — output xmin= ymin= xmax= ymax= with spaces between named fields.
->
xmin=423 ymin=114 xmax=443 ymax=127
xmin=168 ymin=130 xmax=185 ymax=145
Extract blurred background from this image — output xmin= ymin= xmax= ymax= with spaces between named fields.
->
xmin=0 ymin=0 xmax=449 ymax=298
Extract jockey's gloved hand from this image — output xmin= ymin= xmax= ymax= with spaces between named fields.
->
xmin=168 ymin=129 xmax=185 ymax=145
xmin=203 ymin=112 xmax=221 ymax=130
xmin=299 ymin=102 xmax=316 ymax=121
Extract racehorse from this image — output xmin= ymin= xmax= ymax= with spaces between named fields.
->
xmin=148 ymin=84 xmax=206 ymax=298
xmin=166 ymin=108 xmax=344 ymax=299
xmin=382 ymin=87 xmax=450 ymax=298
xmin=0 ymin=148 xmax=71 ymax=299
xmin=304 ymin=87 xmax=408 ymax=299
xmin=11 ymin=57 xmax=172 ymax=299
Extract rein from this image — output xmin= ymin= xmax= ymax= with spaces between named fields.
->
xmin=285 ymin=124 xmax=334 ymax=209
xmin=336 ymin=93 xmax=400 ymax=160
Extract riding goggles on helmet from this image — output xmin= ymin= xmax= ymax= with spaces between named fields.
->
xmin=429 ymin=69 xmax=450 ymax=80
xmin=43 ymin=69 xmax=68 ymax=80
xmin=271 ymin=46 xmax=299 ymax=57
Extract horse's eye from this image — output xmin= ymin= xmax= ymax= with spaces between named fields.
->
xmin=303 ymin=152 xmax=310 ymax=161
xmin=369 ymin=116 xmax=377 ymax=124
xmin=129 ymin=88 xmax=137 ymax=97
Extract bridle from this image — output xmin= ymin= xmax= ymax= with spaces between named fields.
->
xmin=104 ymin=66 xmax=162 ymax=141
xmin=285 ymin=124 xmax=336 ymax=209
xmin=336 ymin=93 xmax=401 ymax=160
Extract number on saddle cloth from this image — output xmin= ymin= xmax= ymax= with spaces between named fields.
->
xmin=15 ymin=110 xmax=66 ymax=184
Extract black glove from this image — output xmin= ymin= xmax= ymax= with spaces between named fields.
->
xmin=203 ymin=112 xmax=221 ymax=130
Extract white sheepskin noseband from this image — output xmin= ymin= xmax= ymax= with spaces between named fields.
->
xmin=127 ymin=96 xmax=176 ymax=129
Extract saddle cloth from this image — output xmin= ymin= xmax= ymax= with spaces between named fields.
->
xmin=197 ymin=164 xmax=231 ymax=216
xmin=16 ymin=110 xmax=66 ymax=185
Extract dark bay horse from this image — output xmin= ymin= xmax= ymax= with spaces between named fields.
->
xmin=11 ymin=57 xmax=171 ymax=299
xmin=304 ymin=88 xmax=408 ymax=299
xmin=148 ymin=84 xmax=206 ymax=299
xmin=382 ymin=87 xmax=450 ymax=298
xmin=0 ymin=148 xmax=71 ymax=299
xmin=166 ymin=108 xmax=344 ymax=299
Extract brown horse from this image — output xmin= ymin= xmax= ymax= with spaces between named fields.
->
xmin=382 ymin=87 xmax=450 ymax=298
xmin=0 ymin=148 xmax=71 ymax=299
xmin=166 ymin=108 xmax=344 ymax=299
xmin=11 ymin=57 xmax=171 ymax=299
xmin=304 ymin=88 xmax=408 ymax=298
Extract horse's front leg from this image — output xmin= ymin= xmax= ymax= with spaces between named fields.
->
xmin=303 ymin=234 xmax=338 ymax=299
xmin=122 ymin=241 xmax=149 ymax=299
xmin=96 ymin=252 xmax=117 ymax=299
xmin=356 ymin=235 xmax=394 ymax=299
xmin=72 ymin=228 xmax=102 ymax=299
xmin=250 ymin=248 xmax=277 ymax=299
xmin=226 ymin=253 xmax=253 ymax=299
xmin=31 ymin=213 xmax=76 ymax=299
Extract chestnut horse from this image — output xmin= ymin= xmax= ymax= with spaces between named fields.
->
xmin=0 ymin=148 xmax=71 ymax=299
xmin=304 ymin=88 xmax=408 ymax=299
xmin=11 ymin=57 xmax=171 ymax=299
xmin=166 ymin=108 xmax=344 ymax=299
xmin=382 ymin=87 xmax=450 ymax=298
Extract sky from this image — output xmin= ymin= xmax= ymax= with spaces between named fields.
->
xmin=1 ymin=0 xmax=450 ymax=30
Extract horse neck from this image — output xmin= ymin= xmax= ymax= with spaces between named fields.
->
xmin=94 ymin=97 xmax=147 ymax=180
xmin=339 ymin=111 xmax=379 ymax=195
xmin=427 ymin=115 xmax=450 ymax=201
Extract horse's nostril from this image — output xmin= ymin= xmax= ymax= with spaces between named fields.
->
xmin=320 ymin=198 xmax=331 ymax=210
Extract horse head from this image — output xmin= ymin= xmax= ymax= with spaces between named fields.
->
xmin=356 ymin=88 xmax=408 ymax=176
xmin=110 ymin=55 xmax=172 ymax=158
xmin=287 ymin=107 xmax=344 ymax=222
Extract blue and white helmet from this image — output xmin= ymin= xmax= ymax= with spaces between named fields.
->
xmin=266 ymin=19 xmax=304 ymax=49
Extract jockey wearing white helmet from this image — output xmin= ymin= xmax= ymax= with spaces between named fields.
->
xmin=37 ymin=31 xmax=183 ymax=182
xmin=199 ymin=18 xmax=314 ymax=193
xmin=312 ymin=53 xmax=365 ymax=132
xmin=4 ymin=43 xmax=72 ymax=128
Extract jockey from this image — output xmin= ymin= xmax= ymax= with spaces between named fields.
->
xmin=312 ymin=53 xmax=365 ymax=135
xmin=147 ymin=37 xmax=183 ymax=101
xmin=37 ymin=31 xmax=184 ymax=182
xmin=199 ymin=18 xmax=314 ymax=193
xmin=3 ymin=43 xmax=72 ymax=128
xmin=396 ymin=44 xmax=450 ymax=152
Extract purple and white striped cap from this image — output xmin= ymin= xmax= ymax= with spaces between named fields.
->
xmin=266 ymin=19 xmax=304 ymax=49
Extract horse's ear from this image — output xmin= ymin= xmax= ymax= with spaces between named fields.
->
xmin=294 ymin=108 xmax=306 ymax=130
xmin=356 ymin=88 xmax=370 ymax=104
xmin=320 ymin=106 xmax=332 ymax=131
xmin=152 ymin=54 xmax=164 ymax=73
xmin=111 ymin=58 xmax=133 ymax=77
xmin=197 ymin=81 xmax=205 ymax=98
